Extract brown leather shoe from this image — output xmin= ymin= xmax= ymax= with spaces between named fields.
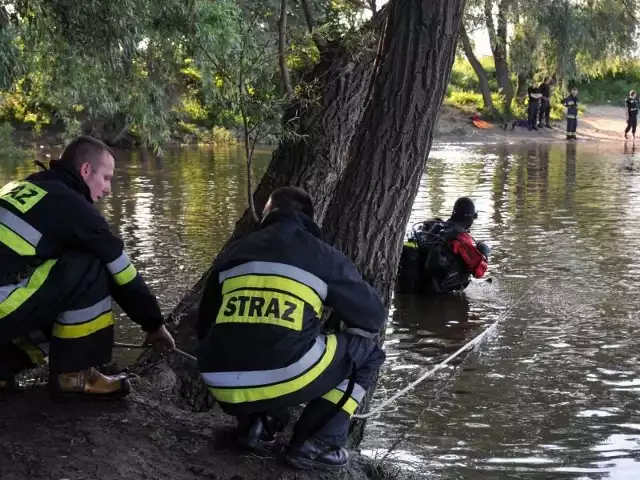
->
xmin=50 ymin=367 xmax=130 ymax=401
xmin=0 ymin=376 xmax=16 ymax=392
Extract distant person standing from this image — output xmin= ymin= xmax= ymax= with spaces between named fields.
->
xmin=561 ymin=87 xmax=580 ymax=140
xmin=527 ymin=81 xmax=542 ymax=130
xmin=538 ymin=77 xmax=552 ymax=129
xmin=625 ymin=90 xmax=638 ymax=140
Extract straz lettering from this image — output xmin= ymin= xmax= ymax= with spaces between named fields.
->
xmin=223 ymin=295 xmax=297 ymax=322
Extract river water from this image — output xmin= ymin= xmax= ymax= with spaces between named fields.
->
xmin=1 ymin=141 xmax=639 ymax=479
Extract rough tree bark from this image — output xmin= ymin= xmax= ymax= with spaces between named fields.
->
xmin=516 ymin=71 xmax=528 ymax=99
xmin=135 ymin=0 xmax=464 ymax=450
xmin=484 ymin=0 xmax=513 ymax=117
xmin=321 ymin=0 xmax=466 ymax=446
xmin=144 ymin=36 xmax=382 ymax=410
xmin=459 ymin=24 xmax=495 ymax=113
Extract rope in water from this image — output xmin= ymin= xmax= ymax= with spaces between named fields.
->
xmin=113 ymin=342 xmax=197 ymax=362
xmin=114 ymin=281 xmax=537 ymax=420
xmin=351 ymin=282 xmax=538 ymax=419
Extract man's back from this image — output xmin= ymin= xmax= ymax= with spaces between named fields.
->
xmin=197 ymin=208 xmax=385 ymax=373
xmin=0 ymin=163 xmax=98 ymax=274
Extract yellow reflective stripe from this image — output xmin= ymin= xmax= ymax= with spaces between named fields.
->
xmin=222 ymin=274 xmax=323 ymax=316
xmin=0 ymin=223 xmax=36 ymax=255
xmin=567 ymin=115 xmax=577 ymax=119
xmin=216 ymin=291 xmax=304 ymax=331
xmin=321 ymin=388 xmax=359 ymax=416
xmin=113 ymin=264 xmax=137 ymax=285
xmin=404 ymin=241 xmax=417 ymax=248
xmin=12 ymin=337 xmax=46 ymax=365
xmin=209 ymin=334 xmax=338 ymax=404
xmin=219 ymin=261 xmax=327 ymax=300
xmin=52 ymin=312 xmax=114 ymax=339
xmin=0 ymin=259 xmax=56 ymax=318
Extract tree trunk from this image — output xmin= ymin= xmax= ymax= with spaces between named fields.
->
xmin=319 ymin=0 xmax=465 ymax=447
xmin=150 ymin=40 xmax=379 ymax=411
xmin=278 ymin=0 xmax=293 ymax=98
xmin=459 ymin=24 xmax=495 ymax=113
xmin=516 ymin=71 xmax=528 ymax=99
xmin=484 ymin=0 xmax=513 ymax=117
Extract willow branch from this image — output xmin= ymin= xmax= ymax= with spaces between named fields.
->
xmin=278 ymin=0 xmax=293 ymax=98
xmin=300 ymin=0 xmax=314 ymax=34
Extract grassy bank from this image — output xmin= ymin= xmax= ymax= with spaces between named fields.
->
xmin=445 ymin=56 xmax=640 ymax=121
xmin=3 ymin=56 xmax=640 ymax=150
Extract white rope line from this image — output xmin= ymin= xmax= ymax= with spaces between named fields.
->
xmin=114 ymin=281 xmax=537 ymax=421
xmin=113 ymin=342 xmax=197 ymax=363
xmin=352 ymin=282 xmax=538 ymax=419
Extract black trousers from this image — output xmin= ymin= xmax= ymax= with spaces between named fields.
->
xmin=538 ymin=99 xmax=550 ymax=126
xmin=566 ymin=117 xmax=577 ymax=139
xmin=625 ymin=115 xmax=637 ymax=136
xmin=528 ymin=103 xmax=539 ymax=129
xmin=199 ymin=333 xmax=386 ymax=448
xmin=0 ymin=251 xmax=115 ymax=378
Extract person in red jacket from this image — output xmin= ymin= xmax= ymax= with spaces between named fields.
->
xmin=397 ymin=197 xmax=489 ymax=294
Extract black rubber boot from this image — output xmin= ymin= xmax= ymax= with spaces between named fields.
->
xmin=237 ymin=415 xmax=283 ymax=456
xmin=285 ymin=438 xmax=349 ymax=470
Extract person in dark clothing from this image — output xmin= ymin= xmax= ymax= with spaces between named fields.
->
xmin=0 ymin=136 xmax=175 ymax=399
xmin=625 ymin=90 xmax=638 ymax=140
xmin=562 ymin=87 xmax=580 ymax=140
xmin=538 ymin=77 xmax=552 ymax=128
xmin=196 ymin=187 xmax=386 ymax=471
xmin=396 ymin=197 xmax=490 ymax=295
xmin=527 ymin=81 xmax=542 ymax=130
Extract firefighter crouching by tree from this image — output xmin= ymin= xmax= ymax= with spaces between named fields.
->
xmin=397 ymin=197 xmax=490 ymax=295
xmin=195 ymin=186 xmax=386 ymax=471
xmin=0 ymin=136 xmax=175 ymax=398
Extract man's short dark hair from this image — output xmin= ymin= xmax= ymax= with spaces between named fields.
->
xmin=59 ymin=135 xmax=114 ymax=171
xmin=269 ymin=186 xmax=314 ymax=219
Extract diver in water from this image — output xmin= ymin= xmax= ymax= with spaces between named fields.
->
xmin=397 ymin=197 xmax=490 ymax=295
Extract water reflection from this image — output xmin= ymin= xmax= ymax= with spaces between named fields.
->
xmin=370 ymin=141 xmax=640 ymax=478
xmin=1 ymin=141 xmax=640 ymax=478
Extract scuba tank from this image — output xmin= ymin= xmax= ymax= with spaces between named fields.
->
xmin=397 ymin=220 xmax=474 ymax=294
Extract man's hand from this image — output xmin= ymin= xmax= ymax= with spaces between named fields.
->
xmin=144 ymin=324 xmax=176 ymax=354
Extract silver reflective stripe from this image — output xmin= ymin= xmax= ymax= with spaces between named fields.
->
xmin=57 ymin=296 xmax=112 ymax=325
xmin=219 ymin=261 xmax=327 ymax=300
xmin=27 ymin=330 xmax=50 ymax=356
xmin=201 ymin=335 xmax=327 ymax=388
xmin=107 ymin=252 xmax=130 ymax=275
xmin=345 ymin=327 xmax=378 ymax=339
xmin=37 ymin=342 xmax=50 ymax=356
xmin=0 ymin=207 xmax=42 ymax=246
xmin=335 ymin=380 xmax=366 ymax=403
xmin=0 ymin=277 xmax=28 ymax=303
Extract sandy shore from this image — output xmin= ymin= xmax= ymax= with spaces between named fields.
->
xmin=434 ymin=104 xmax=636 ymax=144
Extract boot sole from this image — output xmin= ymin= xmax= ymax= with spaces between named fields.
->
xmin=284 ymin=454 xmax=348 ymax=471
xmin=238 ymin=437 xmax=284 ymax=457
xmin=49 ymin=388 xmax=130 ymax=403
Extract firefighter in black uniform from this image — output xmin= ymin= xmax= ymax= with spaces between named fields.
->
xmin=625 ymin=89 xmax=638 ymax=139
xmin=196 ymin=187 xmax=386 ymax=471
xmin=562 ymin=87 xmax=580 ymax=140
xmin=0 ymin=136 xmax=175 ymax=398
xmin=527 ymin=81 xmax=543 ymax=130
xmin=538 ymin=77 xmax=552 ymax=128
